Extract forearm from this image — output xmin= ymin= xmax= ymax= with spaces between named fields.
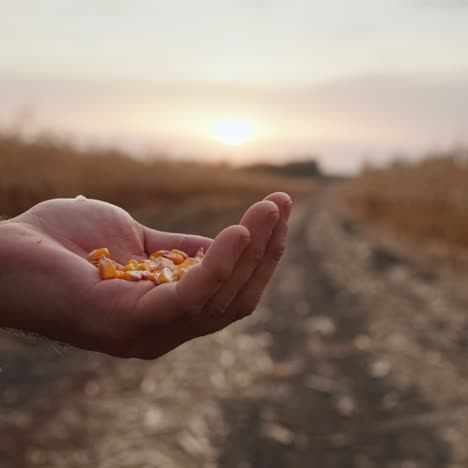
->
xmin=0 ymin=218 xmax=18 ymax=328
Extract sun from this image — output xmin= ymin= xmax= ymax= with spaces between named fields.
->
xmin=211 ymin=119 xmax=252 ymax=146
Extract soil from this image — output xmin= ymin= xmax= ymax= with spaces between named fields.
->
xmin=2 ymin=190 xmax=468 ymax=467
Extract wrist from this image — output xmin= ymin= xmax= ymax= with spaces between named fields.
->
xmin=0 ymin=220 xmax=16 ymax=328
xmin=0 ymin=220 xmax=39 ymax=331
xmin=0 ymin=219 xmax=85 ymax=343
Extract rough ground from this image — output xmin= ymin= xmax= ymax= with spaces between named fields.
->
xmin=2 ymin=191 xmax=468 ymax=467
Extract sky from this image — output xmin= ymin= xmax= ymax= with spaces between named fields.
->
xmin=1 ymin=0 xmax=468 ymax=173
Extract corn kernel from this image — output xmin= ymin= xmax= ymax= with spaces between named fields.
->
xmin=98 ymin=257 xmax=120 ymax=279
xmin=123 ymin=270 xmax=142 ymax=281
xmin=195 ymin=247 xmax=204 ymax=260
xmin=87 ymin=248 xmax=110 ymax=262
xmin=171 ymin=249 xmax=188 ymax=259
xmin=176 ymin=268 xmax=188 ymax=280
xmin=152 ymin=257 xmax=176 ymax=270
xmin=179 ymin=257 xmax=197 ymax=269
xmin=139 ymin=270 xmax=152 ymax=280
xmin=149 ymin=250 xmax=170 ymax=260
xmin=88 ymin=246 xmax=204 ymax=284
xmin=158 ymin=267 xmax=174 ymax=283
xmin=166 ymin=252 xmax=185 ymax=265
xmin=149 ymin=272 xmax=160 ymax=284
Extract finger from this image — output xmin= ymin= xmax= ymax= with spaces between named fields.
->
xmin=143 ymin=226 xmax=212 ymax=257
xmin=203 ymin=200 xmax=279 ymax=320
xmin=175 ymin=224 xmax=250 ymax=313
xmin=201 ymin=194 xmax=291 ymax=333
xmin=120 ymin=224 xmax=248 ymax=346
xmin=227 ymin=194 xmax=291 ymax=321
xmin=132 ymin=197 xmax=290 ymax=358
xmin=264 ymin=192 xmax=293 ymax=214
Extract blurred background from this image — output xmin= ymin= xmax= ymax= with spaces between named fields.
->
xmin=2 ymin=1 xmax=468 ymax=467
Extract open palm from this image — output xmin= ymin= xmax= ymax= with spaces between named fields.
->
xmin=1 ymin=193 xmax=291 ymax=359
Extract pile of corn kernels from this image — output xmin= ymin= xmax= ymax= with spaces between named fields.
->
xmin=87 ymin=247 xmax=204 ymax=284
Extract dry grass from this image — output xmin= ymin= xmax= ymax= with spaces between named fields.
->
xmin=0 ymin=132 xmax=314 ymax=220
xmin=340 ymin=148 xmax=468 ymax=249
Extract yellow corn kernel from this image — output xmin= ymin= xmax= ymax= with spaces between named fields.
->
xmin=116 ymin=270 xmax=126 ymax=279
xmin=148 ymin=272 xmax=159 ymax=284
xmin=139 ymin=270 xmax=152 ymax=280
xmin=141 ymin=260 xmax=157 ymax=272
xmin=87 ymin=248 xmax=110 ymax=262
xmin=88 ymin=247 xmax=197 ymax=284
xmin=158 ymin=267 xmax=174 ymax=283
xmin=176 ymin=268 xmax=188 ymax=280
xmin=146 ymin=261 xmax=158 ymax=272
xmin=166 ymin=252 xmax=185 ymax=265
xmin=195 ymin=247 xmax=205 ymax=260
xmin=98 ymin=257 xmax=120 ymax=279
xmin=171 ymin=249 xmax=188 ymax=259
xmin=149 ymin=250 xmax=170 ymax=260
xmin=123 ymin=270 xmax=142 ymax=281
xmin=152 ymin=257 xmax=176 ymax=270
xmin=124 ymin=260 xmax=138 ymax=271
xmin=179 ymin=257 xmax=197 ymax=269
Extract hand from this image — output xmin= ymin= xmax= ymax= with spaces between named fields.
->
xmin=0 ymin=192 xmax=291 ymax=359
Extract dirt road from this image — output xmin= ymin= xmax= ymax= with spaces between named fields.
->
xmin=2 ymin=191 xmax=468 ymax=467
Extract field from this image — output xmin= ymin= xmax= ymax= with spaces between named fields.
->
xmin=4 ymin=138 xmax=468 ymax=467
xmin=0 ymin=132 xmax=313 ymax=230
xmin=340 ymin=149 xmax=468 ymax=258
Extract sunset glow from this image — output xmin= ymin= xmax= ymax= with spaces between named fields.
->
xmin=2 ymin=1 xmax=468 ymax=172
xmin=211 ymin=120 xmax=253 ymax=146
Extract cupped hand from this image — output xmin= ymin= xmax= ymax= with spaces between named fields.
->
xmin=0 ymin=193 xmax=291 ymax=359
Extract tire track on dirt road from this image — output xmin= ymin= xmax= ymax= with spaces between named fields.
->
xmin=218 ymin=192 xmax=468 ymax=468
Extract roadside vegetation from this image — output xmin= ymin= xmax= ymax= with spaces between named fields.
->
xmin=341 ymin=148 xmax=468 ymax=250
